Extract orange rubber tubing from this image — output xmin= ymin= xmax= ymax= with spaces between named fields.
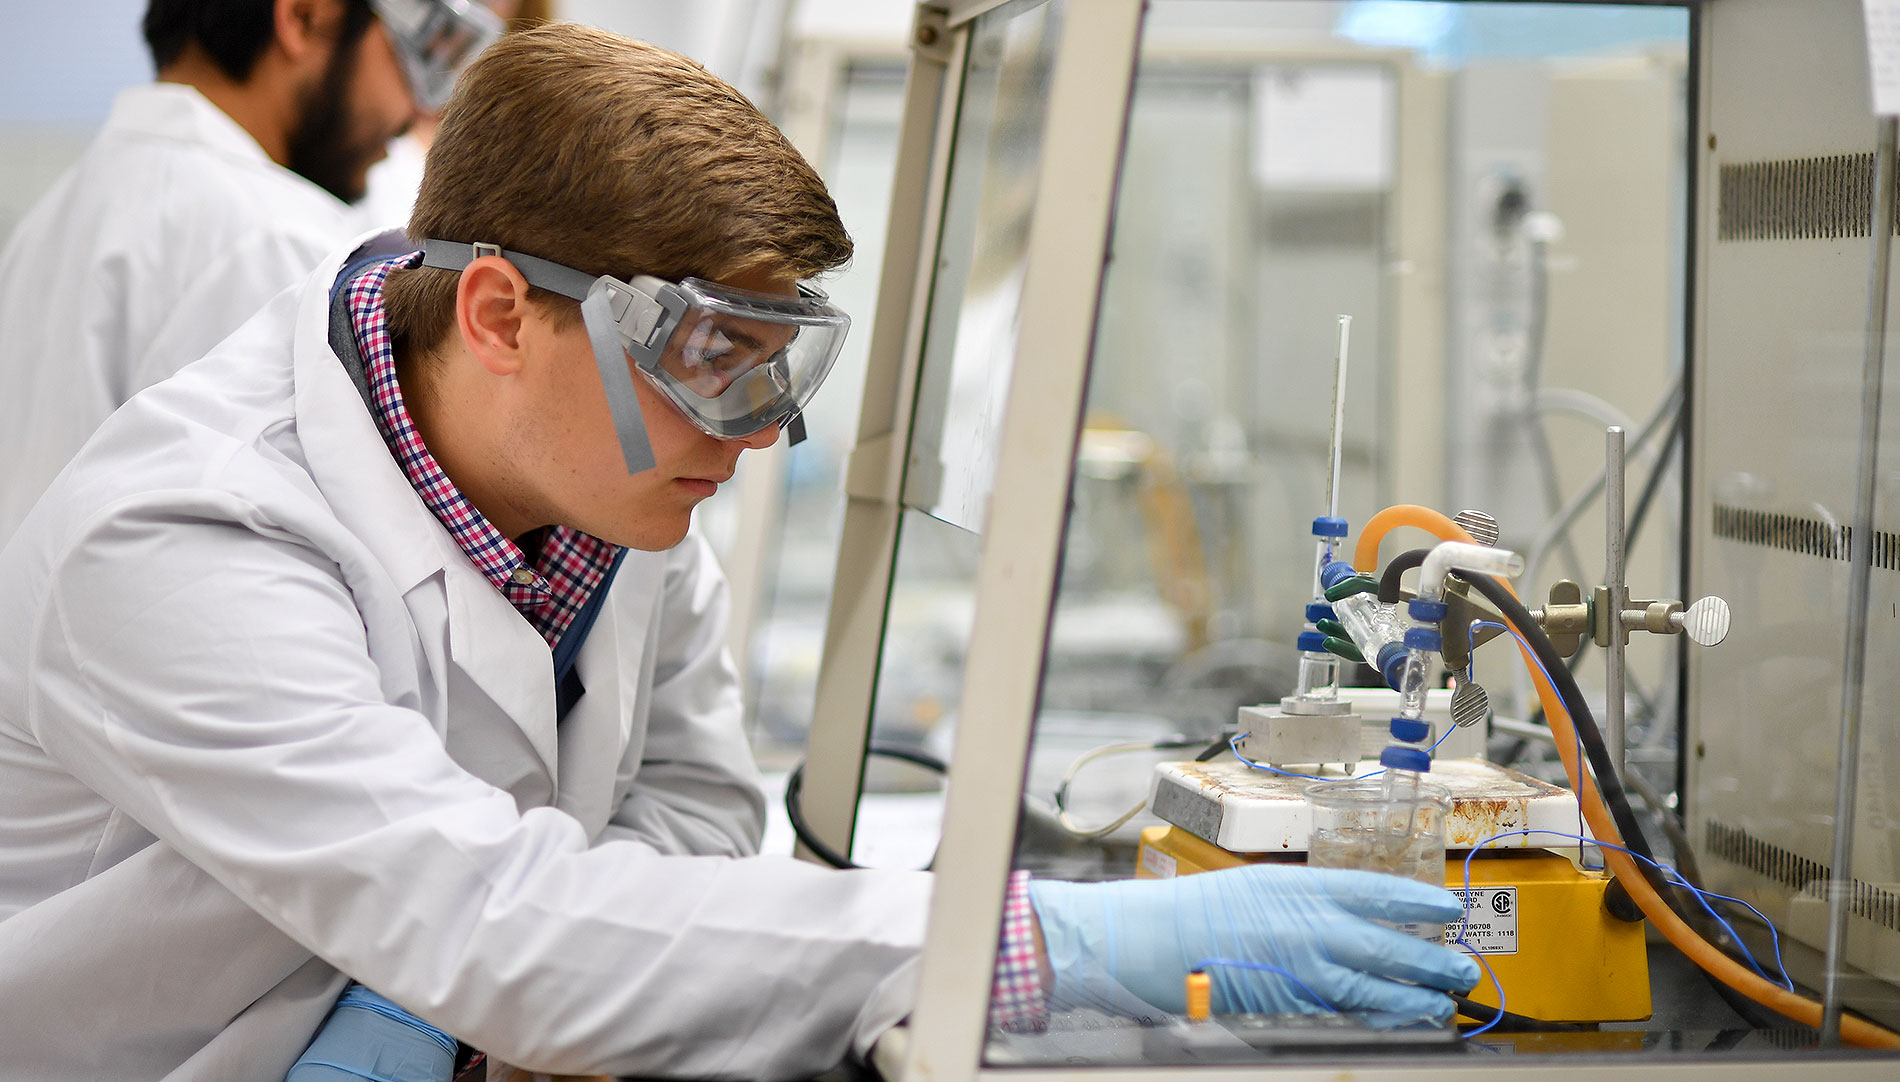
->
xmin=1351 ymin=504 xmax=1474 ymax=574
xmin=1355 ymin=505 xmax=1900 ymax=1049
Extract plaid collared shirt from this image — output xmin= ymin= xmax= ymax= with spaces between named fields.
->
xmin=345 ymin=254 xmax=1048 ymax=1029
xmin=991 ymin=870 xmax=1049 ymax=1031
xmin=345 ymin=254 xmax=618 ymax=647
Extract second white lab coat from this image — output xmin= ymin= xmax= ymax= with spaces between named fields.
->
xmin=0 ymin=83 xmax=358 ymax=542
xmin=0 ymin=244 xmax=931 ymax=1080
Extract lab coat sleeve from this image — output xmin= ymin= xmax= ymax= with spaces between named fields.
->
xmin=597 ymin=532 xmax=767 ymax=859
xmin=28 ymin=494 xmax=931 ymax=1079
xmin=124 ymin=226 xmax=333 ymax=400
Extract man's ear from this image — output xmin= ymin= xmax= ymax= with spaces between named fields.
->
xmin=273 ymin=0 xmax=344 ymax=64
xmin=455 ymin=256 xmax=534 ymax=376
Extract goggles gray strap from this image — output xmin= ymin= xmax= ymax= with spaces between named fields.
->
xmin=419 ymin=238 xmax=600 ymax=302
xmin=419 ymin=238 xmax=816 ymax=456
xmin=581 ymin=286 xmax=656 ymax=475
xmin=421 ymin=238 xmax=656 ymax=474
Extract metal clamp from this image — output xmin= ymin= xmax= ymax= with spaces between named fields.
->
xmin=1580 ymin=586 xmax=1731 ymax=649
xmin=1526 ymin=578 xmax=1729 ymax=653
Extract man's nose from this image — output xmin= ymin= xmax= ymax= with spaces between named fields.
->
xmin=736 ymin=422 xmax=782 ymax=451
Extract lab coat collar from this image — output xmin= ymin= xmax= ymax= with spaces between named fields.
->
xmin=293 ymin=233 xmax=451 ymax=596
xmin=293 ymin=237 xmax=562 ymax=779
xmin=107 ymin=83 xmax=316 ymax=183
xmin=550 ymin=580 xmax=633 ymax=826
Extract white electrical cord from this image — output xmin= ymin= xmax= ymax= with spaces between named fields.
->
xmin=1050 ymin=738 xmax=1205 ymax=839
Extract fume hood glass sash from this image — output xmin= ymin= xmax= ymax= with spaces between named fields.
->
xmin=796 ymin=8 xmax=970 ymax=865
xmin=896 ymin=0 xmax=1147 ymax=1080
xmin=903 ymin=0 xmax=1065 ymax=531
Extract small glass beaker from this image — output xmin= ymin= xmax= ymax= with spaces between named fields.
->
xmin=1304 ymin=775 xmax=1452 ymax=941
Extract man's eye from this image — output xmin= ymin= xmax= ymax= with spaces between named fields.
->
xmin=683 ymin=327 xmax=738 ymax=371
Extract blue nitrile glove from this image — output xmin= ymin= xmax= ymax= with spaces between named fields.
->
xmin=286 ymin=983 xmax=457 ymax=1082
xmin=1028 ymin=866 xmax=1480 ymax=1023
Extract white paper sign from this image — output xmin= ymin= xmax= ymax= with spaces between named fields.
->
xmin=1450 ymin=887 xmax=1520 ymax=955
xmin=1867 ymin=0 xmax=1900 ymax=115
xmin=1139 ymin=847 xmax=1178 ymax=879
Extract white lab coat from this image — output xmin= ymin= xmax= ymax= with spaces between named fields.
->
xmin=0 ymin=243 xmax=931 ymax=1080
xmin=0 ymin=83 xmax=358 ymax=542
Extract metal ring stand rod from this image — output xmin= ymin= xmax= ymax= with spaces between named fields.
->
xmin=1605 ymin=426 xmax=1627 ymax=773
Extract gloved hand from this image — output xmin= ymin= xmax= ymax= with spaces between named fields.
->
xmin=1028 ymin=866 xmax=1479 ymax=1023
xmin=286 ymin=983 xmax=457 ymax=1082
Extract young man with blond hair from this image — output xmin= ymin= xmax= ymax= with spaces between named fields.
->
xmin=0 ymin=23 xmax=1476 ymax=1082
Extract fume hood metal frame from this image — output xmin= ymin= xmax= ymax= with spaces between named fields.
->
xmin=796 ymin=0 xmax=1900 ymax=1079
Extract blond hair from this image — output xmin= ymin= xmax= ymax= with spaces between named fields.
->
xmin=384 ymin=24 xmax=850 ymax=355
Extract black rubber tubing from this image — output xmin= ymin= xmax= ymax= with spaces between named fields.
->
xmin=1449 ymin=992 xmax=1593 ymax=1033
xmin=1457 ymin=573 xmax=1670 ymax=881
xmin=785 ymin=744 xmax=949 ymax=870
xmin=1378 ymin=548 xmax=1430 ymax=604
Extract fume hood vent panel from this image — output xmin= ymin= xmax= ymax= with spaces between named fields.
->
xmin=1718 ymin=154 xmax=1899 ymax=241
xmin=1705 ymin=819 xmax=1900 ymax=935
xmin=1711 ymin=503 xmax=1900 ymax=570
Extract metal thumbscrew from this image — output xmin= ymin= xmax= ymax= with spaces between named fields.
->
xmin=1672 ymin=596 xmax=1731 ymax=647
xmin=1453 ymin=509 xmax=1501 ymax=546
xmin=1450 ymin=681 xmax=1491 ymax=728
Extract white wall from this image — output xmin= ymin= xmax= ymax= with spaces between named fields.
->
xmin=562 ymin=0 xmax=795 ymax=101
xmin=1 ymin=0 xmax=846 ymax=243
xmin=1 ymin=0 xmax=148 ymax=242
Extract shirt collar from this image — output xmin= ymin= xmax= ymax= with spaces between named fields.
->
xmin=344 ymin=254 xmax=551 ymax=607
xmin=340 ymin=255 xmax=624 ymax=650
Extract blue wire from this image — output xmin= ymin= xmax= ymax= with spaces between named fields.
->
xmin=1454 ymin=828 xmax=1794 ymax=993
xmin=1228 ymin=735 xmax=1335 ymax=781
xmin=1469 ymin=620 xmax=1603 ymax=872
xmin=1192 ymin=957 xmax=1335 ymax=1013
xmin=1453 ymin=943 xmax=1507 ymax=1038
xmin=1229 ymin=727 xmax=1453 ymax=781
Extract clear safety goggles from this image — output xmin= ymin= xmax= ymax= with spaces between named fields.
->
xmin=369 ymin=0 xmax=505 ymax=112
xmin=419 ymin=240 xmax=850 ymax=473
